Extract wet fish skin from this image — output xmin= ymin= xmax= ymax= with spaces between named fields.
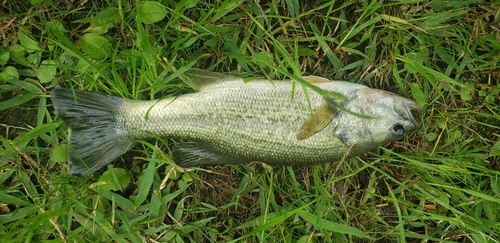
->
xmin=51 ymin=69 xmax=422 ymax=175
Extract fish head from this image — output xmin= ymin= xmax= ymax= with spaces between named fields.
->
xmin=336 ymin=88 xmax=422 ymax=150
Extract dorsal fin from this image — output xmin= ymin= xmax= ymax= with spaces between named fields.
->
xmin=302 ymin=76 xmax=331 ymax=83
xmin=180 ymin=68 xmax=242 ymax=91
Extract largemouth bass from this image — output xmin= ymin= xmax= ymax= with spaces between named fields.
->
xmin=51 ymin=69 xmax=422 ymax=175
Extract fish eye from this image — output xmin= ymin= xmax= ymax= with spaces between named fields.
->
xmin=393 ymin=124 xmax=405 ymax=137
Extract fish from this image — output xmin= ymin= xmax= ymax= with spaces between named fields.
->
xmin=51 ymin=68 xmax=422 ymax=175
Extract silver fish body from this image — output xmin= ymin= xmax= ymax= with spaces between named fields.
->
xmin=51 ymin=69 xmax=422 ymax=175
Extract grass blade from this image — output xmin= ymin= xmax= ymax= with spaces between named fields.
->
xmin=134 ymin=159 xmax=156 ymax=207
xmin=297 ymin=210 xmax=374 ymax=239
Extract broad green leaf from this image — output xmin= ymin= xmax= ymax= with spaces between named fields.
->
xmin=165 ymin=164 xmax=180 ymax=180
xmin=80 ymin=33 xmax=111 ymax=59
xmin=0 ymin=66 xmax=19 ymax=82
xmin=9 ymin=44 xmax=26 ymax=57
xmin=18 ymin=31 xmax=42 ymax=53
xmin=182 ymin=172 xmax=192 ymax=182
xmin=37 ymin=59 xmax=57 ymax=83
xmin=186 ymin=0 xmax=198 ymax=8
xmin=51 ymin=144 xmax=68 ymax=163
xmin=137 ymin=1 xmax=167 ymax=24
xmin=297 ymin=235 xmax=318 ymax=243
xmin=409 ymin=82 xmax=426 ymax=107
xmin=425 ymin=132 xmax=438 ymax=142
xmin=485 ymin=94 xmax=494 ymax=104
xmin=404 ymin=53 xmax=423 ymax=74
xmin=27 ymin=52 xmax=41 ymax=65
xmin=46 ymin=19 xmax=68 ymax=33
xmin=76 ymin=58 xmax=92 ymax=73
xmin=9 ymin=45 xmax=30 ymax=67
xmin=92 ymin=7 xmax=121 ymax=26
xmin=97 ymin=168 xmax=131 ymax=191
xmin=459 ymin=87 xmax=472 ymax=101
xmin=85 ymin=7 xmax=121 ymax=34
xmin=0 ymin=52 xmax=9 ymax=65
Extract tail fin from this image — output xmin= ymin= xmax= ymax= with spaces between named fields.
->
xmin=51 ymin=88 xmax=132 ymax=175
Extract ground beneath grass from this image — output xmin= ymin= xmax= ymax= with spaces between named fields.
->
xmin=1 ymin=0 xmax=499 ymax=242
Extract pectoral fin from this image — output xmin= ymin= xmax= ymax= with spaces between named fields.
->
xmin=297 ymin=102 xmax=337 ymax=140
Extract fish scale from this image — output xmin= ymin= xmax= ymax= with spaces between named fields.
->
xmin=123 ymin=80 xmax=340 ymax=164
xmin=51 ymin=68 xmax=421 ymax=175
xmin=128 ymin=80 xmax=332 ymax=158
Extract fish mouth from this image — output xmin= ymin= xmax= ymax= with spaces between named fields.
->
xmin=394 ymin=97 xmax=423 ymax=131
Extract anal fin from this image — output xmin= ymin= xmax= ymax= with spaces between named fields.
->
xmin=173 ymin=141 xmax=249 ymax=167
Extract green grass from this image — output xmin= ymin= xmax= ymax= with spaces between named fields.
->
xmin=1 ymin=0 xmax=499 ymax=242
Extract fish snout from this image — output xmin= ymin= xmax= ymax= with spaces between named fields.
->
xmin=393 ymin=97 xmax=422 ymax=132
